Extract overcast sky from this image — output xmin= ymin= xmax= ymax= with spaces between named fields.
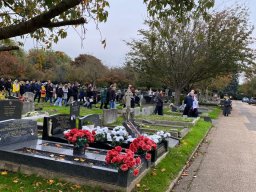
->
xmin=17 ymin=0 xmax=256 ymax=68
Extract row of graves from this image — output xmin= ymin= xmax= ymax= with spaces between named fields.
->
xmin=0 ymin=94 xmax=201 ymax=191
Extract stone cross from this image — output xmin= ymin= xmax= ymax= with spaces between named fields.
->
xmin=124 ymin=88 xmax=134 ymax=120
xmin=124 ymin=88 xmax=133 ymax=108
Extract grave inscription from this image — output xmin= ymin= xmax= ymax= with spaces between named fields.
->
xmin=0 ymin=100 xmax=22 ymax=121
xmin=0 ymin=119 xmax=37 ymax=146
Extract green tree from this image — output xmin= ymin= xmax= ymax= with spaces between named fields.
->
xmin=126 ymin=6 xmax=255 ymax=104
xmin=70 ymin=54 xmax=108 ymax=84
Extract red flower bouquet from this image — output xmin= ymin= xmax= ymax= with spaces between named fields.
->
xmin=64 ymin=128 xmax=95 ymax=148
xmin=129 ymin=136 xmax=157 ymax=160
xmin=105 ymin=146 xmax=141 ymax=176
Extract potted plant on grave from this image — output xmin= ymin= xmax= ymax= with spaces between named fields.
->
xmin=129 ymin=136 xmax=157 ymax=162
xmin=105 ymin=146 xmax=141 ymax=177
xmin=64 ymin=128 xmax=95 ymax=155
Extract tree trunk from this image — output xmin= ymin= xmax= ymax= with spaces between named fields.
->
xmin=174 ymin=87 xmax=181 ymax=106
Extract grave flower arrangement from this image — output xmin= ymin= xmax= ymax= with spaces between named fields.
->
xmin=94 ymin=126 xmax=109 ymax=142
xmin=129 ymin=136 xmax=157 ymax=160
xmin=105 ymin=146 xmax=141 ymax=176
xmin=145 ymin=131 xmax=171 ymax=144
xmin=110 ymin=126 xmax=129 ymax=146
xmin=64 ymin=128 xmax=95 ymax=154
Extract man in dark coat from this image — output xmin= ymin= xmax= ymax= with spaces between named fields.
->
xmin=183 ymin=90 xmax=194 ymax=117
xmin=223 ymin=96 xmax=232 ymax=116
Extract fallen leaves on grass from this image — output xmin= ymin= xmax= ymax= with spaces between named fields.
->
xmin=1 ymin=171 xmax=8 ymax=175
xmin=47 ymin=179 xmax=55 ymax=185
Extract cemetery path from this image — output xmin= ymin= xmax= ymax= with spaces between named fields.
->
xmin=172 ymin=100 xmax=256 ymax=192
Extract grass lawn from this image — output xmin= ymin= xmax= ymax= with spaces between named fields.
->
xmin=35 ymin=103 xmax=103 ymax=116
xmin=0 ymin=171 xmax=103 ymax=192
xmin=136 ymin=115 xmax=194 ymax=122
xmin=208 ymin=107 xmax=221 ymax=119
xmin=140 ymin=124 xmax=184 ymax=132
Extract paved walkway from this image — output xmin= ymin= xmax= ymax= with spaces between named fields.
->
xmin=172 ymin=101 xmax=256 ymax=192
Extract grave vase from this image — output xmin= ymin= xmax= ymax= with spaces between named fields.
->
xmin=73 ymin=145 xmax=86 ymax=155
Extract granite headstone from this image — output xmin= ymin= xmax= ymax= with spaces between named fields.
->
xmin=42 ymin=114 xmax=76 ymax=141
xmin=0 ymin=119 xmax=37 ymax=146
xmin=79 ymin=114 xmax=101 ymax=128
xmin=0 ymin=100 xmax=23 ymax=121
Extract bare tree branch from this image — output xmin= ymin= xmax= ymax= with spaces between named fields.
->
xmin=44 ymin=18 xmax=86 ymax=28
xmin=0 ymin=46 xmax=19 ymax=51
xmin=0 ymin=0 xmax=81 ymax=40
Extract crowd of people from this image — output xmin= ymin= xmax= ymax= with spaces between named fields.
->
xmin=1 ymin=78 xmax=200 ymax=117
xmin=0 ymin=78 xmax=142 ymax=109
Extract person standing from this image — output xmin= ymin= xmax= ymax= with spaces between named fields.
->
xmin=24 ymin=81 xmax=31 ymax=93
xmin=46 ymin=83 xmax=54 ymax=104
xmin=12 ymin=79 xmax=20 ymax=97
xmin=100 ymin=87 xmax=107 ymax=109
xmin=155 ymin=90 xmax=164 ymax=115
xmin=54 ymin=85 xmax=64 ymax=107
xmin=104 ymin=84 xmax=112 ymax=109
xmin=62 ymin=84 xmax=69 ymax=106
xmin=40 ymin=84 xmax=46 ymax=102
xmin=192 ymin=91 xmax=199 ymax=117
xmin=223 ymin=96 xmax=231 ymax=116
xmin=183 ymin=90 xmax=194 ymax=117
xmin=34 ymin=81 xmax=41 ymax=103
xmin=109 ymin=85 xmax=116 ymax=109
xmin=5 ymin=78 xmax=12 ymax=96
xmin=19 ymin=81 xmax=25 ymax=96
xmin=0 ymin=78 xmax=5 ymax=92
xmin=73 ymin=82 xmax=79 ymax=101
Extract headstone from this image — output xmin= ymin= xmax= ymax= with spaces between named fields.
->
xmin=0 ymin=100 xmax=23 ymax=121
xmin=23 ymin=92 xmax=35 ymax=102
xmin=42 ymin=114 xmax=76 ymax=141
xmin=0 ymin=119 xmax=37 ymax=146
xmin=79 ymin=114 xmax=101 ymax=128
xmin=148 ymin=106 xmax=154 ymax=114
xmin=134 ymin=107 xmax=141 ymax=116
xmin=122 ymin=121 xmax=141 ymax=138
xmin=7 ymin=96 xmax=19 ymax=100
xmin=70 ymin=101 xmax=80 ymax=120
xmin=103 ymin=109 xmax=118 ymax=125
xmin=141 ymin=107 xmax=151 ymax=116
xmin=22 ymin=102 xmax=35 ymax=114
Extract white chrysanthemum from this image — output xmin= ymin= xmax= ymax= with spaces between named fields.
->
xmin=63 ymin=129 xmax=70 ymax=134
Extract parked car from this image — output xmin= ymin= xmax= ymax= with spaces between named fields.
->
xmin=242 ymin=97 xmax=249 ymax=103
xmin=248 ymin=97 xmax=256 ymax=105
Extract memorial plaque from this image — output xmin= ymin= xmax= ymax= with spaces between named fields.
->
xmin=70 ymin=101 xmax=80 ymax=120
xmin=0 ymin=119 xmax=37 ymax=146
xmin=122 ymin=121 xmax=141 ymax=138
xmin=78 ymin=114 xmax=101 ymax=128
xmin=0 ymin=100 xmax=23 ymax=121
